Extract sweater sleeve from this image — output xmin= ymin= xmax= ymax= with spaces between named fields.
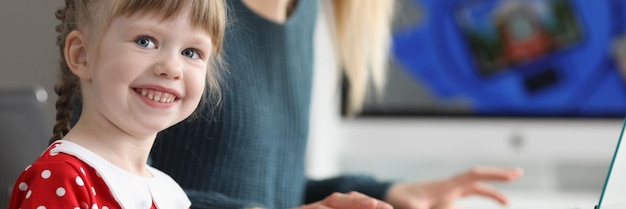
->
xmin=186 ymin=190 xmax=267 ymax=209
xmin=304 ymin=175 xmax=394 ymax=204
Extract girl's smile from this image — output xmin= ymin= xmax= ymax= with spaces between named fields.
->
xmin=133 ymin=86 xmax=181 ymax=108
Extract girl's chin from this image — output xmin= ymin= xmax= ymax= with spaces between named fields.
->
xmin=138 ymin=122 xmax=179 ymax=134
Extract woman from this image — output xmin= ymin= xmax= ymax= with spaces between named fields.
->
xmin=150 ymin=0 xmax=523 ymax=208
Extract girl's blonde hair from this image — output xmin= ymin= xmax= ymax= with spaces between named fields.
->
xmin=333 ymin=0 xmax=395 ymax=115
xmin=50 ymin=0 xmax=227 ymax=144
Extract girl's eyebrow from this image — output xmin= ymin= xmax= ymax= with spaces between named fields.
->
xmin=124 ymin=23 xmax=164 ymax=35
xmin=188 ymin=34 xmax=213 ymax=48
xmin=125 ymin=22 xmax=213 ymax=47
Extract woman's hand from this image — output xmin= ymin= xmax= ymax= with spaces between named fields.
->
xmin=296 ymin=191 xmax=393 ymax=209
xmin=385 ymin=167 xmax=523 ymax=209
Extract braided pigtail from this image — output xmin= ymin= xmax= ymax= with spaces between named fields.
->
xmin=49 ymin=0 xmax=81 ymax=145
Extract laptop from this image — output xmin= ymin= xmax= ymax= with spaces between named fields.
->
xmin=596 ymin=118 xmax=626 ymax=209
xmin=0 ymin=87 xmax=51 ymax=207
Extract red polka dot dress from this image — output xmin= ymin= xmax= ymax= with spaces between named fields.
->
xmin=9 ymin=140 xmax=191 ymax=209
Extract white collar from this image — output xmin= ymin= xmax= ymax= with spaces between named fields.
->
xmin=51 ymin=140 xmax=191 ymax=209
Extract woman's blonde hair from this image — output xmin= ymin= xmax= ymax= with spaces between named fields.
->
xmin=333 ymin=0 xmax=395 ymax=115
xmin=50 ymin=0 xmax=227 ymax=144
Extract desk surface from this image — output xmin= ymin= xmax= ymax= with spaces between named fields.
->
xmin=457 ymin=190 xmax=599 ymax=209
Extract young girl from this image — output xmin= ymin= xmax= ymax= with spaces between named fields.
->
xmin=9 ymin=0 xmax=226 ymax=208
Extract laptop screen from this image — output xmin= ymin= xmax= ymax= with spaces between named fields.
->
xmin=597 ymin=119 xmax=626 ymax=209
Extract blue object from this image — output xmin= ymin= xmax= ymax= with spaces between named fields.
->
xmin=392 ymin=0 xmax=626 ymax=117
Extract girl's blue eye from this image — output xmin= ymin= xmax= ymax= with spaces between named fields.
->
xmin=135 ymin=37 xmax=156 ymax=48
xmin=182 ymin=48 xmax=200 ymax=59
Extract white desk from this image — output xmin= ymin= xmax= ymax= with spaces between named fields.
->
xmin=457 ymin=191 xmax=599 ymax=209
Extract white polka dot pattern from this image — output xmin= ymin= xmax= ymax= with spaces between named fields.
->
xmin=56 ymin=187 xmax=66 ymax=197
xmin=76 ymin=176 xmax=84 ymax=186
xmin=41 ymin=170 xmax=51 ymax=179
xmin=8 ymin=142 xmax=125 ymax=209
xmin=18 ymin=183 xmax=27 ymax=191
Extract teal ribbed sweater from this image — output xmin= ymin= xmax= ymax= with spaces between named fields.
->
xmin=151 ymin=1 xmax=392 ymax=208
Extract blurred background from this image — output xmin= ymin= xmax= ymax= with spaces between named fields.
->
xmin=333 ymin=0 xmax=626 ymax=208
xmin=0 ymin=1 xmax=59 ymax=207
xmin=1 ymin=0 xmax=625 ymax=209
xmin=345 ymin=0 xmax=624 ymax=187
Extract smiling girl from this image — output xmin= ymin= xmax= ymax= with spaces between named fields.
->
xmin=9 ymin=0 xmax=226 ymax=208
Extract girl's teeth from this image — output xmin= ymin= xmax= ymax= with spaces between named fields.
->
xmin=137 ymin=88 xmax=176 ymax=103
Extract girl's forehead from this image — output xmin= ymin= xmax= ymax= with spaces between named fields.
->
xmin=127 ymin=15 xmax=211 ymax=40
xmin=111 ymin=8 xmax=211 ymax=33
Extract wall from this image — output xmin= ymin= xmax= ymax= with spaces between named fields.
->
xmin=0 ymin=0 xmax=63 ymax=123
xmin=1 ymin=0 xmax=63 ymax=206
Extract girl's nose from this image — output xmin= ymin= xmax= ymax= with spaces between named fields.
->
xmin=153 ymin=57 xmax=183 ymax=80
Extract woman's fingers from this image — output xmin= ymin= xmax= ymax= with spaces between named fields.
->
xmin=454 ymin=167 xmax=523 ymax=184
xmin=322 ymin=192 xmax=393 ymax=209
xmin=461 ymin=182 xmax=510 ymax=205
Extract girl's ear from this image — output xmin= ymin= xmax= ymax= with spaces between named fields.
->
xmin=65 ymin=31 xmax=91 ymax=81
